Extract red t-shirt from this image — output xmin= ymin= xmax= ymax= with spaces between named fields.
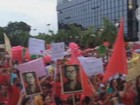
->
xmin=0 ymin=94 xmax=8 ymax=105
xmin=53 ymin=82 xmax=61 ymax=97
xmin=0 ymin=75 xmax=10 ymax=86
xmin=8 ymin=85 xmax=20 ymax=105
xmin=122 ymin=89 xmax=136 ymax=105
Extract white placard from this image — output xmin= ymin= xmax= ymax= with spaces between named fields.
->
xmin=78 ymin=57 xmax=104 ymax=76
xmin=51 ymin=42 xmax=65 ymax=60
xmin=78 ymin=56 xmax=96 ymax=61
xmin=18 ymin=58 xmax=46 ymax=77
xmin=28 ymin=38 xmax=45 ymax=55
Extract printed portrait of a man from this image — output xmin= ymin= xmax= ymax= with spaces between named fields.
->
xmin=21 ymin=71 xmax=41 ymax=96
xmin=61 ymin=65 xmax=83 ymax=94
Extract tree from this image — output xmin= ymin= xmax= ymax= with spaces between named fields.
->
xmin=33 ymin=19 xmax=117 ymax=48
xmin=99 ymin=18 xmax=117 ymax=46
xmin=4 ymin=21 xmax=31 ymax=46
xmin=0 ymin=27 xmax=5 ymax=44
xmin=65 ymin=24 xmax=82 ymax=44
xmin=34 ymin=33 xmax=53 ymax=44
xmin=5 ymin=21 xmax=31 ymax=36
xmin=79 ymin=27 xmax=97 ymax=48
xmin=54 ymin=29 xmax=67 ymax=43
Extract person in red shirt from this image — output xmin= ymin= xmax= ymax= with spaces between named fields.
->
xmin=136 ymin=75 xmax=140 ymax=105
xmin=120 ymin=82 xmax=137 ymax=105
xmin=44 ymin=95 xmax=56 ymax=105
xmin=0 ymin=85 xmax=8 ymax=105
xmin=8 ymin=84 xmax=20 ymax=105
xmin=53 ymin=73 xmax=62 ymax=105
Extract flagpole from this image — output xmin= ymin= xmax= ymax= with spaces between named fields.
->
xmin=88 ymin=78 xmax=96 ymax=94
xmin=53 ymin=59 xmax=57 ymax=97
xmin=72 ymin=93 xmax=76 ymax=105
xmin=30 ymin=95 xmax=34 ymax=105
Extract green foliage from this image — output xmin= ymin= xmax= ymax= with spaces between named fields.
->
xmin=5 ymin=21 xmax=31 ymax=36
xmin=19 ymin=32 xmax=30 ymax=47
xmin=0 ymin=18 xmax=117 ymax=48
xmin=98 ymin=45 xmax=107 ymax=57
xmin=51 ymin=18 xmax=117 ymax=48
xmin=34 ymin=33 xmax=53 ymax=44
xmin=0 ymin=27 xmax=5 ymax=44
xmin=65 ymin=24 xmax=82 ymax=44
xmin=99 ymin=18 xmax=117 ymax=45
xmin=53 ymin=29 xmax=67 ymax=43
xmin=80 ymin=27 xmax=97 ymax=48
xmin=2 ymin=21 xmax=31 ymax=46
xmin=34 ymin=18 xmax=117 ymax=48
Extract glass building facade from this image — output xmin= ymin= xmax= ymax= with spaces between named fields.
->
xmin=138 ymin=0 xmax=140 ymax=39
xmin=57 ymin=0 xmax=139 ymax=41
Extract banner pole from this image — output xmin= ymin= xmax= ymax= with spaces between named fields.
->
xmin=72 ymin=93 xmax=76 ymax=105
xmin=30 ymin=95 xmax=34 ymax=105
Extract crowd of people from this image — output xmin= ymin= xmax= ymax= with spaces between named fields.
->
xmin=0 ymin=44 xmax=140 ymax=105
xmin=0 ymin=68 xmax=140 ymax=105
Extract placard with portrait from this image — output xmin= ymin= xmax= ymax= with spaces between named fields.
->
xmin=61 ymin=65 xmax=83 ymax=94
xmin=21 ymin=71 xmax=42 ymax=96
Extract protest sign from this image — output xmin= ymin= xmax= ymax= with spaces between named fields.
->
xmin=21 ymin=71 xmax=42 ymax=96
xmin=18 ymin=58 xmax=46 ymax=77
xmin=28 ymin=38 xmax=45 ymax=55
xmin=61 ymin=65 xmax=83 ymax=94
xmin=51 ymin=42 xmax=65 ymax=60
xmin=126 ymin=56 xmax=140 ymax=81
xmin=78 ymin=56 xmax=96 ymax=62
xmin=78 ymin=57 xmax=104 ymax=76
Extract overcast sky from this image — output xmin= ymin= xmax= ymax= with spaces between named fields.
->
xmin=0 ymin=0 xmax=58 ymax=35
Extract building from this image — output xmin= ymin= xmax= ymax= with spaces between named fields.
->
xmin=138 ymin=0 xmax=140 ymax=39
xmin=57 ymin=0 xmax=139 ymax=41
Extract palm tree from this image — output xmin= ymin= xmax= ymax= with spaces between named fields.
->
xmin=99 ymin=18 xmax=117 ymax=46
xmin=66 ymin=24 xmax=82 ymax=43
xmin=54 ymin=29 xmax=67 ymax=43
xmin=80 ymin=27 xmax=97 ymax=48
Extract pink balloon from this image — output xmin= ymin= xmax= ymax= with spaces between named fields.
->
xmin=69 ymin=42 xmax=79 ymax=49
xmin=12 ymin=46 xmax=24 ymax=63
xmin=103 ymin=42 xmax=110 ymax=47
xmin=43 ymin=55 xmax=51 ymax=64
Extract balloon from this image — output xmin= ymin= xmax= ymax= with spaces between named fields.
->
xmin=12 ymin=46 xmax=24 ymax=63
xmin=43 ymin=55 xmax=51 ymax=64
xmin=103 ymin=41 xmax=110 ymax=47
xmin=12 ymin=46 xmax=31 ymax=63
xmin=69 ymin=42 xmax=79 ymax=50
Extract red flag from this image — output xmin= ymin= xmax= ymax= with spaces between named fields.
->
xmin=102 ymin=18 xmax=128 ymax=83
xmin=68 ymin=52 xmax=93 ymax=96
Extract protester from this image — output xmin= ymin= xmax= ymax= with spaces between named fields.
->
xmin=119 ymin=82 xmax=137 ymax=105
xmin=34 ymin=83 xmax=52 ymax=105
xmin=53 ymin=73 xmax=62 ymax=105
xmin=107 ymin=79 xmax=119 ymax=97
xmin=44 ymin=95 xmax=56 ymax=105
xmin=1 ymin=41 xmax=140 ymax=105
xmin=81 ymin=96 xmax=92 ymax=105
xmin=0 ymin=85 xmax=8 ymax=105
xmin=17 ymin=92 xmax=31 ymax=105
xmin=136 ymin=75 xmax=140 ymax=105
